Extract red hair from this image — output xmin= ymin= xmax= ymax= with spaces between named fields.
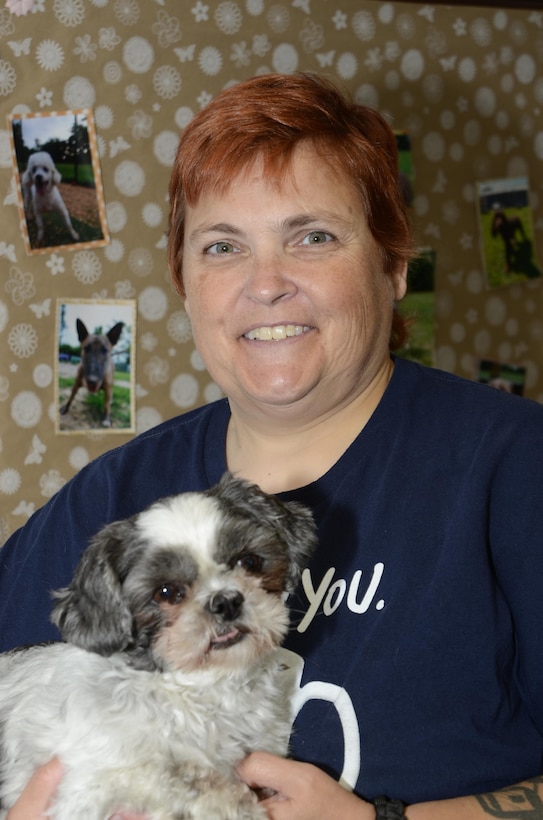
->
xmin=167 ymin=73 xmax=414 ymax=349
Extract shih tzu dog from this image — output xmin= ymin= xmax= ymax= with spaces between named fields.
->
xmin=0 ymin=473 xmax=316 ymax=820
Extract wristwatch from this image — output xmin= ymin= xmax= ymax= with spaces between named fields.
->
xmin=372 ymin=795 xmax=407 ymax=819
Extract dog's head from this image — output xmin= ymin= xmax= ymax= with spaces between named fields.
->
xmin=51 ymin=473 xmax=317 ymax=674
xmin=76 ymin=318 xmax=124 ymax=393
xmin=22 ymin=151 xmax=60 ymax=192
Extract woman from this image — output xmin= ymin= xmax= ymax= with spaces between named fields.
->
xmin=3 ymin=74 xmax=543 ymax=820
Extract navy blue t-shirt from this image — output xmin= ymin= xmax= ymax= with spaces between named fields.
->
xmin=1 ymin=358 xmax=543 ymax=804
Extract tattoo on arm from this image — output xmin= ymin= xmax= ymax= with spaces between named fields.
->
xmin=476 ymin=778 xmax=543 ymax=818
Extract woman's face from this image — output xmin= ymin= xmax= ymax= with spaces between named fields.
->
xmin=182 ymin=144 xmax=407 ymax=423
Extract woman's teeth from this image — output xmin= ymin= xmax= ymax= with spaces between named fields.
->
xmin=244 ymin=325 xmax=310 ymax=341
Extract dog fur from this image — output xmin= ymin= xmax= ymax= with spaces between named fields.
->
xmin=0 ymin=473 xmax=317 ymax=820
xmin=22 ymin=151 xmax=80 ymax=245
xmin=60 ymin=319 xmax=124 ymax=428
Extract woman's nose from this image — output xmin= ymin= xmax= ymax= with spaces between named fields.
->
xmin=244 ymin=254 xmax=297 ymax=304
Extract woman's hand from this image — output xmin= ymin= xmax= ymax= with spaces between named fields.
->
xmin=5 ymin=759 xmax=148 ymax=820
xmin=238 ymin=752 xmax=373 ymax=820
xmin=6 ymin=758 xmax=63 ymax=819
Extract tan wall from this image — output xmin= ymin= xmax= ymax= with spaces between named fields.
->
xmin=1 ymin=0 xmax=542 ymax=542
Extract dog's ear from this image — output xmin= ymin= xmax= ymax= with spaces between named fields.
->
xmin=51 ymin=518 xmax=136 ymax=655
xmin=76 ymin=318 xmax=89 ymax=343
xmin=21 ymin=167 xmax=31 ymax=187
xmin=212 ymin=473 xmax=318 ymax=592
xmin=52 ymin=164 xmax=62 ymax=186
xmin=107 ymin=322 xmax=124 ymax=347
xmin=275 ymin=499 xmax=317 ymax=592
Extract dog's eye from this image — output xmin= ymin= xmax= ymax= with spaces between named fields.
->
xmin=236 ymin=553 xmax=263 ymax=574
xmin=153 ymin=583 xmax=184 ymax=605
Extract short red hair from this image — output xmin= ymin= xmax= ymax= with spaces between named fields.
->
xmin=167 ymin=73 xmax=414 ymax=349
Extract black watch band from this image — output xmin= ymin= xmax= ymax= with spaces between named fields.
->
xmin=373 ymin=795 xmax=407 ymax=819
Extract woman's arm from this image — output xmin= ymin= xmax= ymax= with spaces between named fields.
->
xmin=238 ymin=753 xmax=543 ymax=820
xmin=413 ymin=777 xmax=543 ymax=819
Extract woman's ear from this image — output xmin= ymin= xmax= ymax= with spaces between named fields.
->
xmin=392 ymin=260 xmax=408 ymax=302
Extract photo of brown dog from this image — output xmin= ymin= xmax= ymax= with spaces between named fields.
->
xmin=56 ymin=300 xmax=135 ymax=433
xmin=60 ymin=319 xmax=124 ymax=428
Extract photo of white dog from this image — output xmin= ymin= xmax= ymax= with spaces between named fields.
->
xmin=0 ymin=473 xmax=317 ymax=820
xmin=21 ymin=151 xmax=80 ymax=246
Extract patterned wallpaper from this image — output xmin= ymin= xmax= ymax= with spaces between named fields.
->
xmin=1 ymin=0 xmax=542 ymax=543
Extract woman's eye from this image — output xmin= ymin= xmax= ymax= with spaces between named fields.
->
xmin=300 ymin=231 xmax=334 ymax=247
xmin=302 ymin=231 xmax=332 ymax=245
xmin=206 ymin=241 xmax=237 ymax=255
xmin=301 ymin=230 xmax=334 ymax=246
xmin=236 ymin=553 xmax=263 ymax=574
xmin=153 ymin=583 xmax=184 ymax=605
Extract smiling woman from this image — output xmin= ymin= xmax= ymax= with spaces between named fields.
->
xmin=164 ymin=74 xmax=414 ymax=490
xmin=4 ymin=72 xmax=543 ymax=820
xmin=181 ymin=144 xmax=407 ymax=466
xmin=168 ymin=74 xmax=414 ymax=351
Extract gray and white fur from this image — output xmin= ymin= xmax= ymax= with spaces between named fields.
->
xmin=0 ymin=473 xmax=317 ymax=820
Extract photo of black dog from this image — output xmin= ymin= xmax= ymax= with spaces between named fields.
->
xmin=490 ymin=207 xmax=527 ymax=274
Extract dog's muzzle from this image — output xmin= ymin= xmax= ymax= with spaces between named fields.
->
xmin=206 ymin=590 xmax=244 ymax=622
xmin=206 ymin=591 xmax=250 ymax=651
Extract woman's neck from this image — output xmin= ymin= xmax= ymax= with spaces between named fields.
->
xmin=226 ymin=359 xmax=394 ymax=493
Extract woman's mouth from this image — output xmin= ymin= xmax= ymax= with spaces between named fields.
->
xmin=244 ymin=325 xmax=311 ymax=341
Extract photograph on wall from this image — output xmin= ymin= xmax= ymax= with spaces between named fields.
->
xmin=55 ymin=299 xmax=136 ymax=434
xmin=8 ymin=109 xmax=110 ymax=255
xmin=477 ymin=359 xmax=526 ymax=396
xmin=396 ymin=246 xmax=436 ymax=368
xmin=476 ymin=177 xmax=541 ymax=289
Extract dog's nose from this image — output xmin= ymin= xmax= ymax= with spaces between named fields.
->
xmin=206 ymin=590 xmax=244 ymax=621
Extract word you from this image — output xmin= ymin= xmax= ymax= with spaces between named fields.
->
xmin=297 ymin=562 xmax=385 ymax=633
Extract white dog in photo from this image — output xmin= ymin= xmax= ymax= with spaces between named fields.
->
xmin=21 ymin=151 xmax=80 ymax=245
xmin=0 ymin=473 xmax=317 ymax=820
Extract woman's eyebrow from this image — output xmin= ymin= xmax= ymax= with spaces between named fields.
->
xmin=281 ymin=212 xmax=349 ymax=230
xmin=188 ymin=212 xmax=348 ymax=244
xmin=281 ymin=214 xmax=319 ymax=230
xmin=188 ymin=222 xmax=242 ymax=242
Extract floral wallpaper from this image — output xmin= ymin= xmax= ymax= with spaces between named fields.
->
xmin=1 ymin=0 xmax=542 ymax=543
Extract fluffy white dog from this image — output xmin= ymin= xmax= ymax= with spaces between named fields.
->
xmin=21 ymin=151 xmax=80 ymax=245
xmin=0 ymin=473 xmax=317 ymax=820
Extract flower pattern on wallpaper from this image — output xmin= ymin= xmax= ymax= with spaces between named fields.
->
xmin=1 ymin=0 xmax=543 ymax=543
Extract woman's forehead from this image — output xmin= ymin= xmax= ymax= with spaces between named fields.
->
xmin=191 ymin=142 xmax=360 ymax=209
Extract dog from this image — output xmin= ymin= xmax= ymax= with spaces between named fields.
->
xmin=0 ymin=473 xmax=317 ymax=819
xmin=60 ymin=319 xmax=125 ymax=428
xmin=21 ymin=151 xmax=80 ymax=245
xmin=491 ymin=207 xmax=527 ymax=274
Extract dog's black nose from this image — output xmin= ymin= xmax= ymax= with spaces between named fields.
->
xmin=207 ymin=590 xmax=244 ymax=621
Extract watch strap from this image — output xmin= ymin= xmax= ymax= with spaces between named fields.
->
xmin=373 ymin=795 xmax=407 ymax=819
